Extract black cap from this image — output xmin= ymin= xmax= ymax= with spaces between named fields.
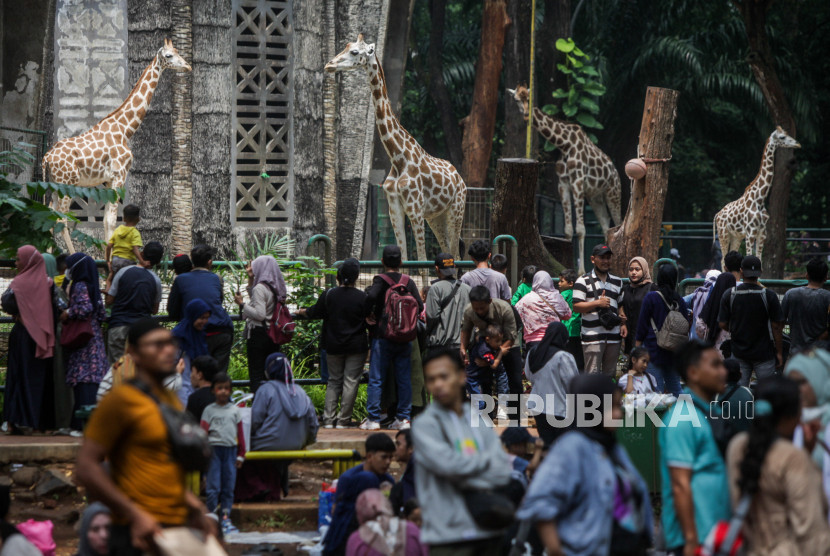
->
xmin=501 ymin=426 xmax=534 ymax=446
xmin=381 ymin=245 xmax=402 ymax=267
xmin=434 ymin=253 xmax=456 ymax=277
xmin=592 ymin=244 xmax=613 ymax=256
xmin=741 ymin=255 xmax=762 ymax=278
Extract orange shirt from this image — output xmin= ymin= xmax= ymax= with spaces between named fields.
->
xmin=85 ymin=384 xmax=188 ymax=525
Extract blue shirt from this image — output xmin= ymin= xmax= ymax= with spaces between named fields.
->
xmin=167 ymin=269 xmax=232 ymax=330
xmin=659 ymin=390 xmax=731 ymax=549
xmin=635 ymin=291 xmax=689 ymax=369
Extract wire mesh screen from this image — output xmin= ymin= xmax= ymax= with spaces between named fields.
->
xmin=0 ymin=127 xmax=47 ymax=185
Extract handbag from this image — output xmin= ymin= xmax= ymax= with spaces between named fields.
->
xmin=61 ymin=318 xmax=94 ymax=349
xmin=154 ymin=527 xmax=227 ymax=556
xmin=462 ymin=480 xmax=521 ymax=530
xmin=265 ymin=286 xmax=296 ymax=345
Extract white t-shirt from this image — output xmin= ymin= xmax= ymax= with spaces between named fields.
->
xmin=618 ymin=373 xmax=656 ymax=394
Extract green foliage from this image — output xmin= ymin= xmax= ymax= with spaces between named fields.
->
xmin=0 ymin=144 xmax=121 ymax=257
xmin=542 ymin=37 xmax=606 ymax=149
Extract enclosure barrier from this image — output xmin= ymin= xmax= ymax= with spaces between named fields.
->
xmin=492 ymin=235 xmax=519 ymax=289
xmin=307 ymin=234 xmax=333 ymax=267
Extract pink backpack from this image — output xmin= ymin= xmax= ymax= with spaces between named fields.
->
xmin=378 ymin=274 xmax=419 ymax=343
xmin=17 ymin=519 xmax=55 ymax=556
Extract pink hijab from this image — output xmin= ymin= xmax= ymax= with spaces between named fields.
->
xmin=356 ymin=489 xmax=407 ymax=556
xmin=10 ymin=246 xmax=55 ymax=358
xmin=251 ymin=255 xmax=288 ymax=300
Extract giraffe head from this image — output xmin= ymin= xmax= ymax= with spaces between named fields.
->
xmin=324 ymin=34 xmax=376 ymax=73
xmin=157 ymin=38 xmax=191 ymax=72
xmin=770 ymin=126 xmax=800 ymax=149
xmin=505 ymin=85 xmax=531 ymax=120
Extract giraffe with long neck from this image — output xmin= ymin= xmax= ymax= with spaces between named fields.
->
xmin=42 ymin=39 xmax=191 ymax=253
xmin=714 ymin=126 xmax=800 ymax=267
xmin=507 ymin=85 xmax=621 ymax=274
xmin=326 ymin=35 xmax=467 ymax=261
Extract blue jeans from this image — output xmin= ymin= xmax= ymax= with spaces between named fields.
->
xmin=367 ymin=338 xmax=412 ymax=421
xmin=735 ymin=357 xmax=777 ymax=386
xmin=647 ymin=362 xmax=682 ymax=397
xmin=466 ymin=367 xmax=493 ymax=410
xmin=206 ymin=445 xmax=237 ymax=517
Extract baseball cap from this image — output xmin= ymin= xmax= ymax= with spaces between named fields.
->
xmin=434 ymin=253 xmax=456 ymax=277
xmin=741 ymin=255 xmax=762 ymax=278
xmin=381 ymin=245 xmax=402 ymax=267
xmin=501 ymin=426 xmax=534 ymax=446
xmin=592 ymin=244 xmax=613 ymax=257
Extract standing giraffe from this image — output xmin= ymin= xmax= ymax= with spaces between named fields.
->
xmin=714 ymin=126 xmax=800 ymax=267
xmin=325 ymin=35 xmax=467 ymax=261
xmin=42 ymin=39 xmax=191 ymax=253
xmin=507 ymin=85 xmax=621 ymax=274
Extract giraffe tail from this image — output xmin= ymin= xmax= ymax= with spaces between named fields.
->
xmin=712 ymin=216 xmax=717 ymax=247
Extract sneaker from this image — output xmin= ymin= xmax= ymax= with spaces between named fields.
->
xmin=335 ymin=423 xmax=350 ymax=429
xmin=222 ymin=517 xmax=239 ymax=535
xmin=388 ymin=419 xmax=410 ymax=430
xmin=496 ymin=405 xmax=509 ymax=422
xmin=359 ymin=419 xmax=380 ymax=431
xmin=323 ymin=423 xmax=334 ymax=429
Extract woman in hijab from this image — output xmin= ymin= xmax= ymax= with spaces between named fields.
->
xmin=685 ymin=269 xmax=720 ymax=340
xmin=634 ymin=263 xmax=689 ymax=396
xmin=75 ymin=503 xmax=111 ymax=556
xmin=346 ymin=489 xmax=427 ymax=556
xmin=515 ymin=270 xmax=572 ymax=349
xmin=517 ymin=374 xmax=652 ymax=556
xmin=42 ymin=253 xmax=74 ymax=432
xmin=236 ymin=353 xmax=319 ymax=502
xmin=1 ymin=246 xmax=58 ymax=433
xmin=699 ymin=271 xmax=737 ymax=350
xmin=323 ymin=473 xmax=383 ymax=556
xmin=525 ymin=322 xmax=578 ymax=447
xmin=298 ymin=258 xmax=369 ymax=428
xmin=234 ymin=255 xmax=288 ymax=391
xmin=171 ymin=298 xmax=211 ymax=404
xmin=61 ymin=253 xmax=108 ymax=431
xmin=619 ymin=256 xmax=655 ymax=354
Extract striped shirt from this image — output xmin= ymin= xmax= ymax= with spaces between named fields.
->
xmin=573 ymin=269 xmax=623 ymax=344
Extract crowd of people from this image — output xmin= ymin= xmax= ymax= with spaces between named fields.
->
xmin=5 ymin=214 xmax=830 ymax=554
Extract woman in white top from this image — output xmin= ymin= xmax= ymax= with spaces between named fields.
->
xmin=234 ymin=255 xmax=287 ymax=392
xmin=617 ymin=347 xmax=656 ymax=395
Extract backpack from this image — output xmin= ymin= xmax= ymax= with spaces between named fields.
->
xmin=378 ymin=274 xmax=419 ymax=343
xmin=650 ymin=292 xmax=690 ymax=352
xmin=728 ymin=287 xmax=773 ymax=341
xmin=266 ymin=287 xmax=296 ymax=346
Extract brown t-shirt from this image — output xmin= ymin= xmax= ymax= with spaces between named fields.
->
xmin=461 ymin=298 xmax=518 ymax=344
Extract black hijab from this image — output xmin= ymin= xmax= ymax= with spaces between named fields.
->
xmin=527 ymin=322 xmax=569 ymax=374
xmin=568 ymin=373 xmax=618 ymax=454
xmin=655 ymin=263 xmax=683 ymax=304
xmin=337 ymin=258 xmax=360 ymax=286
xmin=700 ymin=272 xmax=736 ymax=341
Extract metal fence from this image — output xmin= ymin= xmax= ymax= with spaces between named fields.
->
xmin=0 ymin=126 xmax=48 ymax=185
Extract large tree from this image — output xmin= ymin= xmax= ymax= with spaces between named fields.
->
xmin=428 ymin=0 xmax=465 ymax=168
xmin=502 ymin=0 xmax=533 ymax=158
xmin=170 ymin=0 xmax=193 ymax=254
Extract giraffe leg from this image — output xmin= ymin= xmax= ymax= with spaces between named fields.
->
xmin=54 ymin=194 xmax=76 ymax=254
xmin=104 ymin=174 xmax=127 ymax=245
xmin=450 ymin=185 xmax=466 ymax=259
xmin=571 ymin=171 xmax=587 ymax=275
xmin=427 ymin=211 xmax=451 ymax=256
xmin=605 ymin=172 xmax=623 ymax=227
xmin=556 ymin=162 xmax=573 ymax=241
xmin=409 ymin=211 xmax=428 ymax=264
xmin=385 ymin=188 xmax=408 ymax=261
xmin=588 ymin=194 xmax=612 ymax=235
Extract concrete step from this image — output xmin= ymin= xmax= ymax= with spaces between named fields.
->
xmin=231 ymin=497 xmax=318 ymax=531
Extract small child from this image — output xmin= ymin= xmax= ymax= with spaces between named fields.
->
xmin=558 ymin=269 xmax=584 ymax=370
xmin=186 ymin=355 xmax=219 ymax=421
xmin=54 ymin=253 xmax=68 ymax=288
xmin=172 ymin=254 xmax=193 ymax=275
xmin=200 ymin=372 xmax=246 ymax=535
xmin=511 ymin=264 xmax=537 ymax=305
xmin=105 ymin=204 xmax=145 ymax=291
xmin=402 ymin=498 xmax=422 ymax=528
xmin=500 ymin=426 xmax=545 ymax=486
xmin=491 ymin=254 xmax=508 ymax=275
xmin=466 ymin=324 xmax=510 ymax=409
xmin=618 ymin=347 xmax=656 ymax=394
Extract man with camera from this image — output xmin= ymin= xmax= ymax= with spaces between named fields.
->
xmin=572 ymin=245 xmax=624 ymax=375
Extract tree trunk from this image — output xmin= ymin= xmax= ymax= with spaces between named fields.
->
xmin=736 ymin=0 xmax=796 ymax=278
xmin=461 ymin=0 xmax=510 ymax=188
xmin=607 ymin=87 xmax=679 ymax=276
xmin=503 ymin=0 xmax=533 ymax=158
xmin=492 ymin=158 xmax=562 ymax=273
xmin=170 ymin=0 xmax=193 ymax=254
xmin=427 ymin=0 xmax=464 ymax=169
xmin=322 ymin=0 xmax=339 ymax=246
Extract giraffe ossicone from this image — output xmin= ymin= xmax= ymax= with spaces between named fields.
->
xmin=326 ymin=34 xmax=467 ymax=262
xmin=507 ymin=85 xmax=622 ymax=274
xmin=713 ymin=126 xmax=800 ymax=268
xmin=42 ymin=38 xmax=191 ymax=254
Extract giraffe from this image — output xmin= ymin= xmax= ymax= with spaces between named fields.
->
xmin=714 ymin=126 xmax=800 ymax=268
xmin=507 ymin=85 xmax=621 ymax=274
xmin=42 ymin=39 xmax=191 ymax=253
xmin=325 ymin=34 xmax=467 ymax=262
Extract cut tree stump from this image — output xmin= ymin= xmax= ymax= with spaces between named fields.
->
xmin=608 ymin=87 xmax=679 ymax=276
xmin=492 ymin=158 xmax=562 ymax=274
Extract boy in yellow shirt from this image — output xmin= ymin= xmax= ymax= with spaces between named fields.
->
xmin=105 ymin=204 xmax=146 ymax=292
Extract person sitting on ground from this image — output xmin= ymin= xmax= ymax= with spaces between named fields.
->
xmin=465 ymin=324 xmax=510 ymax=411
xmin=501 ymin=426 xmax=545 ymax=486
xmin=782 ymin=257 xmax=830 ymax=355
xmin=104 ymin=204 xmax=145 ymax=292
xmin=76 ymin=502 xmax=111 ymax=556
xmin=389 ymin=429 xmax=416 ymax=516
xmin=236 ymin=353 xmax=319 ymax=503
xmin=171 ymin=254 xmax=193 ymax=276
xmin=323 ymin=434 xmax=397 ymax=556
xmin=618 ymin=347 xmax=656 ymax=395
xmin=515 ymin=270 xmax=572 ymax=350
xmin=171 ymin=299 xmax=212 ymax=405
xmin=490 ymin=253 xmax=509 ymax=276
xmin=185 ymin=355 xmax=219 ymax=422
xmin=460 ymin=239 xmax=511 ymax=301
xmin=557 ymin=269 xmax=584 ymax=369
xmin=346 ymin=489 xmax=428 ymax=556
xmin=713 ymin=358 xmax=754 ymax=434
xmin=511 ymin=265 xmax=537 ymax=306
xmin=200 ymin=372 xmax=246 ymax=535
xmin=402 ymin=498 xmax=422 ymax=528
xmin=726 ymin=376 xmax=830 ymax=554
xmin=525 ymin=322 xmax=579 ymax=447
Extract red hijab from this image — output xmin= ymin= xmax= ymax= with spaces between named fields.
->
xmin=10 ymin=246 xmax=55 ymax=359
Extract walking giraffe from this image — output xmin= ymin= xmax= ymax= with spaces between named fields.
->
xmin=42 ymin=39 xmax=191 ymax=253
xmin=713 ymin=126 xmax=800 ymax=268
xmin=325 ymin=34 xmax=467 ymax=261
xmin=507 ymin=85 xmax=621 ymax=274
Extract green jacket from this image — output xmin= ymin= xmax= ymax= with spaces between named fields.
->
xmin=561 ymin=288 xmax=582 ymax=338
xmin=511 ymin=282 xmax=532 ymax=306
